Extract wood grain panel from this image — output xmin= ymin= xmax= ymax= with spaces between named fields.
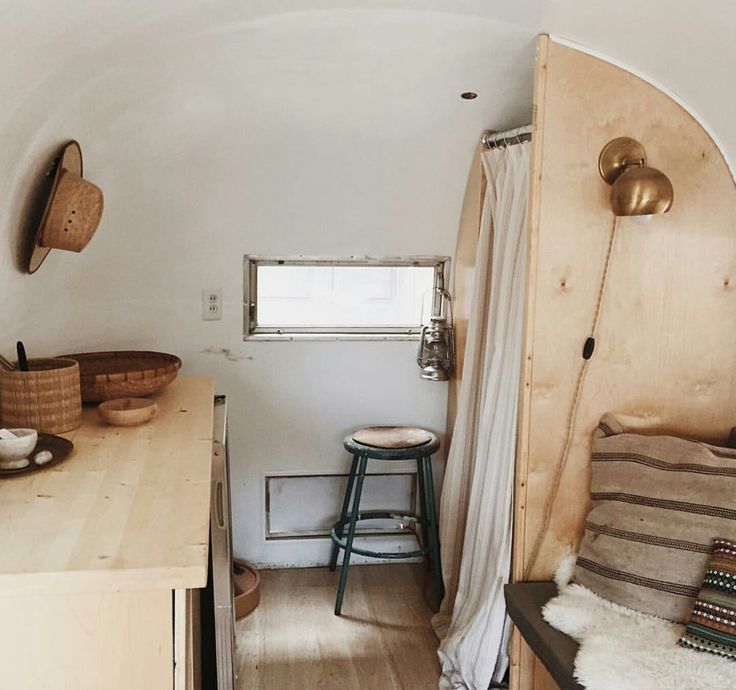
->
xmin=446 ymin=143 xmax=485 ymax=436
xmin=175 ymin=588 xmax=201 ymax=690
xmin=512 ymin=33 xmax=549 ymax=587
xmin=0 ymin=589 xmax=172 ymax=690
xmin=511 ymin=33 xmax=736 ymax=690
xmin=0 ymin=377 xmax=214 ymax=594
xmin=518 ymin=36 xmax=736 ymax=579
xmin=533 ymin=657 xmax=561 ymax=690
xmin=510 ymin=632 xmax=537 ymax=690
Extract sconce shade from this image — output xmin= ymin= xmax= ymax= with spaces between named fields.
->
xmin=610 ymin=164 xmax=674 ymax=216
xmin=599 ymin=137 xmax=674 ymax=217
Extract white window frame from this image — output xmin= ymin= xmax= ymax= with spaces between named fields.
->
xmin=243 ymin=255 xmax=450 ymax=341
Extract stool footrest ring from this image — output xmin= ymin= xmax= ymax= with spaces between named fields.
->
xmin=330 ymin=510 xmax=428 ymax=560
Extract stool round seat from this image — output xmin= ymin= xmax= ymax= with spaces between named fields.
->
xmin=344 ymin=426 xmax=440 ymax=461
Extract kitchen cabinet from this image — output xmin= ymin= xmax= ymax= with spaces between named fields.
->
xmin=0 ymin=377 xmax=214 ymax=690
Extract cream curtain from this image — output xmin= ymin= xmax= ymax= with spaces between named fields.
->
xmin=433 ymin=128 xmax=531 ymax=690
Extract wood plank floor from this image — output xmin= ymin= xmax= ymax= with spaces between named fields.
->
xmin=235 ymin=564 xmax=441 ymax=690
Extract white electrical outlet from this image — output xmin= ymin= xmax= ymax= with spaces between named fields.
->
xmin=202 ymin=289 xmax=223 ymax=321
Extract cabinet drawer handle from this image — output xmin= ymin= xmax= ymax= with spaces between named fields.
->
xmin=216 ymin=481 xmax=225 ymax=528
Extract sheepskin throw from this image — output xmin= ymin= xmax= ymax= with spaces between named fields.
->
xmin=543 ymin=575 xmax=736 ymax=690
xmin=680 ymin=538 xmax=736 ymax=659
xmin=574 ymin=414 xmax=736 ymax=623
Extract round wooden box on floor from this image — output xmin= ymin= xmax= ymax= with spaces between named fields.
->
xmin=233 ymin=559 xmax=260 ymax=619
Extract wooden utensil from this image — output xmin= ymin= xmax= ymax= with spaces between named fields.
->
xmin=97 ymin=398 xmax=157 ymax=427
xmin=0 ymin=354 xmax=14 ymax=371
xmin=0 ymin=433 xmax=74 ymax=478
xmin=16 ymin=342 xmax=28 ymax=372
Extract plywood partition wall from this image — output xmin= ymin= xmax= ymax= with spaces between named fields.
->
xmin=446 ymin=143 xmax=485 ymax=437
xmin=510 ymin=35 xmax=736 ymax=690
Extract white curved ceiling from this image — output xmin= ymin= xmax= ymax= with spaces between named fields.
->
xmin=0 ymin=0 xmax=732 ymax=342
xmin=0 ymin=0 xmax=736 ymax=160
xmin=1 ymin=1 xmax=731 ymax=177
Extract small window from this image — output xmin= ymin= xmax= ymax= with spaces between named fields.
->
xmin=244 ymin=256 xmax=449 ymax=340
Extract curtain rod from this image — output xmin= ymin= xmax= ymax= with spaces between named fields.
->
xmin=482 ymin=127 xmax=532 ymax=150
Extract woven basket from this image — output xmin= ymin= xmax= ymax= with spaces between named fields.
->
xmin=0 ymin=358 xmax=82 ymax=434
xmin=63 ymin=351 xmax=182 ymax=403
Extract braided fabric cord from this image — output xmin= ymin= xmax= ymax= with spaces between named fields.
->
xmin=523 ymin=215 xmax=619 ymax=580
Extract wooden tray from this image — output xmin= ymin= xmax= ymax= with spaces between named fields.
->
xmin=62 ymin=351 xmax=182 ymax=402
xmin=0 ymin=433 xmax=74 ymax=478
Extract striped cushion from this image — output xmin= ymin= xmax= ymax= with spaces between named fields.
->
xmin=574 ymin=414 xmax=736 ymax=623
xmin=680 ymin=538 xmax=736 ymax=659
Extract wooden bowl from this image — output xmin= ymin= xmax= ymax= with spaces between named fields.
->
xmin=63 ymin=351 xmax=181 ymax=402
xmin=233 ymin=559 xmax=260 ymax=619
xmin=97 ymin=398 xmax=157 ymax=426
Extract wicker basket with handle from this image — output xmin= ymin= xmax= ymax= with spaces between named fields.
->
xmin=0 ymin=358 xmax=82 ymax=434
xmin=63 ymin=351 xmax=182 ymax=403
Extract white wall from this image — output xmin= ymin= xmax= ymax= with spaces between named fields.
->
xmin=2 ymin=0 xmax=733 ymax=565
xmin=0 ymin=2 xmax=535 ymax=566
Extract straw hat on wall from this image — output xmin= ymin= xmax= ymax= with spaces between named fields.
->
xmin=28 ymin=140 xmax=104 ymax=274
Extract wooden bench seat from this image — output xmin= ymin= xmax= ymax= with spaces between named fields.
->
xmin=504 ymin=582 xmax=584 ymax=690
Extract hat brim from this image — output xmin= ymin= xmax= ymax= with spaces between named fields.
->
xmin=28 ymin=140 xmax=83 ymax=274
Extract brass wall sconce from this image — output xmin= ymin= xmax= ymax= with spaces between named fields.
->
xmin=598 ymin=137 xmax=674 ymax=218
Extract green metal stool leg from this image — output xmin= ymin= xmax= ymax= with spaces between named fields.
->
xmin=423 ymin=456 xmax=444 ymax=606
xmin=416 ymin=458 xmax=430 ymax=567
xmin=329 ymin=453 xmax=359 ymax=572
xmin=334 ymin=454 xmax=368 ymax=616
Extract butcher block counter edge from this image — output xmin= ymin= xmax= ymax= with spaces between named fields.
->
xmin=0 ymin=376 xmax=215 ymax=596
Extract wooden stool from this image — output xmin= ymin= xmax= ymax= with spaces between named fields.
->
xmin=329 ymin=425 xmax=443 ymax=616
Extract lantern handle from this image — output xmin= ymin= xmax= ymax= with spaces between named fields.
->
xmin=420 ymin=286 xmax=453 ymax=324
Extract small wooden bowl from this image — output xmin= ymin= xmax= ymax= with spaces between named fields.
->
xmin=233 ymin=559 xmax=260 ymax=620
xmin=97 ymin=398 xmax=157 ymax=426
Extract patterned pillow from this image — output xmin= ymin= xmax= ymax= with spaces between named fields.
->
xmin=680 ymin=538 xmax=736 ymax=659
xmin=574 ymin=414 xmax=736 ymax=623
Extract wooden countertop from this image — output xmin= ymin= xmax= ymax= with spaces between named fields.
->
xmin=0 ymin=376 xmax=215 ymax=596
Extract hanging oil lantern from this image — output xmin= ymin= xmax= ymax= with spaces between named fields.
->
xmin=417 ymin=287 xmax=455 ymax=381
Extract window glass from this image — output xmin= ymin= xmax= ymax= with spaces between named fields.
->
xmin=244 ymin=258 xmax=447 ymax=338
